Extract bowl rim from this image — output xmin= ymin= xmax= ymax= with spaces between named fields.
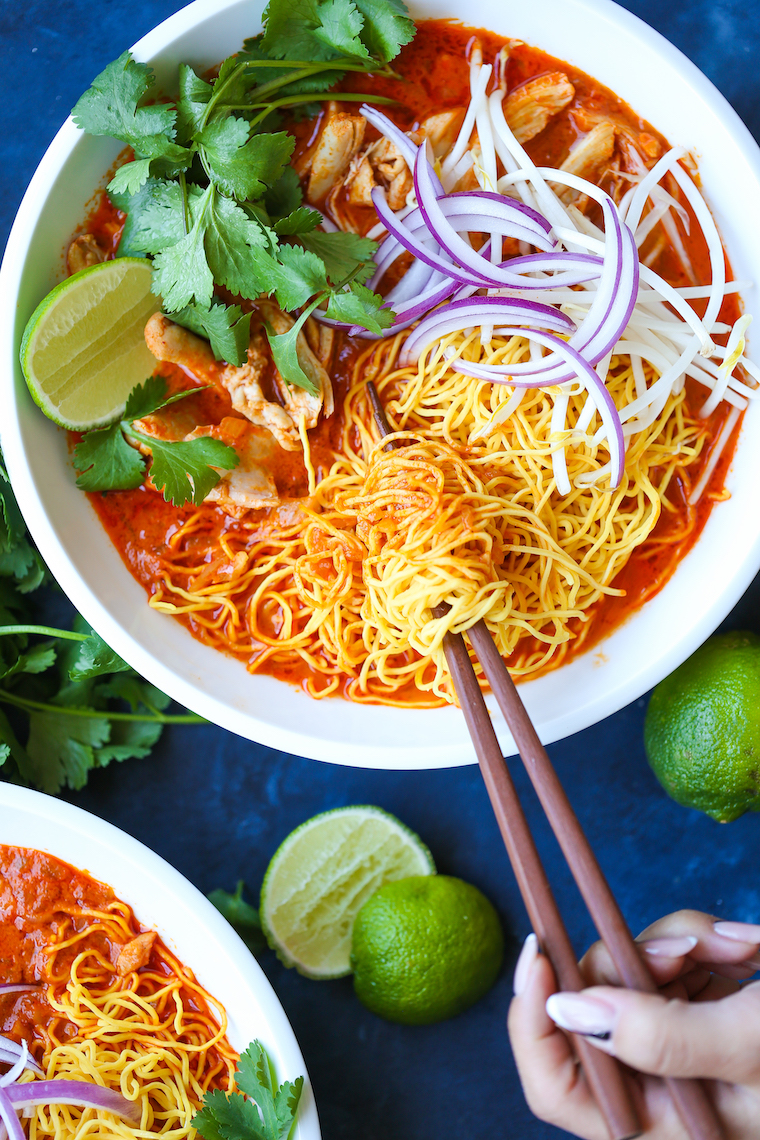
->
xmin=0 ymin=782 xmax=321 ymax=1140
xmin=1 ymin=0 xmax=759 ymax=770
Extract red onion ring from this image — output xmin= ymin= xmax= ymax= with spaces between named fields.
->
xmin=6 ymin=1081 xmax=141 ymax=1126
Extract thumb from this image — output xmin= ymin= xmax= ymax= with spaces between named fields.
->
xmin=546 ymin=980 xmax=760 ymax=1084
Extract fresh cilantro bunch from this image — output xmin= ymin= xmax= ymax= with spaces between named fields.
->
xmin=72 ymin=0 xmax=413 ymax=387
xmin=195 ymin=1041 xmax=303 ymax=1140
xmin=0 ymin=449 xmax=203 ymax=794
xmin=73 ymin=376 xmax=238 ymax=504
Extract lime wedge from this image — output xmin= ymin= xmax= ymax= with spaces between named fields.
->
xmin=20 ymin=257 xmax=161 ymax=431
xmin=260 ymin=805 xmax=436 ymax=979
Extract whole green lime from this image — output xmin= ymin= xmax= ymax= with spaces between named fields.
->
xmin=350 ymin=875 xmax=503 ymax=1025
xmin=644 ymin=630 xmax=760 ymax=822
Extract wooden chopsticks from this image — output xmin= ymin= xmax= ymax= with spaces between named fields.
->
xmin=366 ymin=381 xmax=724 ymax=1140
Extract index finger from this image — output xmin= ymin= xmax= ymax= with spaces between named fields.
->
xmin=580 ymin=910 xmax=760 ymax=988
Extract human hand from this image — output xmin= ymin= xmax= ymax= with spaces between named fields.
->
xmin=507 ymin=910 xmax=760 ymax=1138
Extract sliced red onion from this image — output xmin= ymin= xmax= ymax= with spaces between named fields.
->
xmin=0 ymin=1087 xmax=24 ymax=1140
xmin=449 ymin=330 xmax=625 ymax=488
xmin=0 ymin=987 xmax=38 ymax=997
xmin=413 ymin=144 xmax=562 ymax=288
xmin=0 ymin=1036 xmax=43 ymax=1078
xmin=371 ymin=188 xmax=481 ymax=286
xmin=399 ymin=296 xmax=575 ymax=363
xmin=6 ymin=1081 xmax=141 ymax=1126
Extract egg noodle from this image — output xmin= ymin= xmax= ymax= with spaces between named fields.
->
xmin=19 ymin=901 xmax=235 ymax=1140
xmin=149 ymin=328 xmax=709 ymax=705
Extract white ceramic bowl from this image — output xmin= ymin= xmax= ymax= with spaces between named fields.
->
xmin=0 ymin=783 xmax=321 ymax=1140
xmin=1 ymin=0 xmax=759 ymax=769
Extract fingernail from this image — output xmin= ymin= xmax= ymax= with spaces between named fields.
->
xmin=513 ymin=933 xmax=539 ymax=996
xmin=545 ymin=993 xmax=617 ymax=1039
xmin=714 ymin=921 xmax=760 ymax=943
xmin=642 ymin=935 xmax=698 ymax=958
xmin=741 ymin=956 xmax=760 ymax=972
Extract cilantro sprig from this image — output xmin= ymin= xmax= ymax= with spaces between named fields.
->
xmin=73 ymin=377 xmax=239 ymax=506
xmin=0 ymin=448 xmax=203 ymax=794
xmin=195 ymin=1042 xmax=303 ymax=1140
xmin=208 ymin=881 xmax=266 ymax=955
xmin=73 ymin=0 xmax=414 ymax=382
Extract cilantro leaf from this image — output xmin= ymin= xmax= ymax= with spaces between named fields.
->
xmin=263 ymin=166 xmax=304 ymax=221
xmin=299 ymin=229 xmax=378 ymax=283
xmin=26 ymin=707 xmax=111 ymax=794
xmin=69 ymin=628 xmax=131 ymax=682
xmin=96 ymin=718 xmax=163 ymax=766
xmin=236 ymin=1043 xmax=304 ymax=1140
xmin=177 ymin=64 xmax=213 ymax=140
xmin=352 ymin=0 xmax=415 ymax=61
xmin=72 ymin=51 xmax=193 ymax=179
xmin=74 ymin=424 xmax=146 ymax=494
xmin=129 ymin=431 xmax=238 ymax=506
xmin=195 ymin=1089 xmax=267 ymax=1140
xmin=72 ymin=51 xmax=175 ymax=146
xmin=201 ymin=121 xmax=295 ymax=201
xmin=152 ymin=202 xmax=216 ymax=310
xmin=95 ymin=671 xmax=171 ymax=713
xmin=274 ymin=207 xmax=321 ymax=235
xmin=264 ymin=303 xmax=321 ymax=395
xmin=326 ymin=282 xmax=394 ymax=332
xmin=123 ymin=375 xmax=199 ymax=420
xmin=0 ymin=460 xmax=47 ymax=592
xmin=108 ymin=158 xmax=153 ymax=196
xmin=194 ymin=1042 xmax=303 ymax=1140
xmin=172 ymin=303 xmax=252 ymax=365
xmin=204 ymin=194 xmax=273 ymax=299
xmin=260 ymin=0 xmax=344 ymax=62
xmin=313 ymin=0 xmax=370 ymax=59
xmin=262 ymin=244 xmax=327 ymax=310
xmin=208 ymin=881 xmax=266 ymax=955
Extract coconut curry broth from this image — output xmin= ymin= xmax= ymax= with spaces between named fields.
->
xmin=83 ymin=20 xmax=742 ymax=693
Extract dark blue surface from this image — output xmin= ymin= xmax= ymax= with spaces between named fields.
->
xmin=2 ymin=2 xmax=760 ymax=1137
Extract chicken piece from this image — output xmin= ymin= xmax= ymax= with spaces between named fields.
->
xmin=304 ymin=317 xmax=335 ymax=368
xmin=504 ymin=72 xmax=575 ymax=144
xmin=116 ymin=932 xmax=156 ymax=976
xmin=346 ymin=111 xmax=464 ymax=209
xmin=144 ymin=313 xmax=219 ymax=384
xmin=67 ymin=234 xmax=106 ymax=276
xmin=558 ymin=121 xmax=616 ymax=201
xmin=186 ymin=418 xmax=280 ymax=514
xmin=257 ymin=300 xmax=334 ymax=428
xmin=219 ymin=331 xmax=303 ymax=450
xmin=305 ymin=103 xmax=366 ymax=204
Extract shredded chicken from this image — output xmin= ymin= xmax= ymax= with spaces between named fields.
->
xmin=144 ymin=311 xmax=333 ymax=452
xmin=301 ymin=102 xmax=366 ymax=204
xmin=558 ymin=121 xmax=616 ymax=201
xmin=504 ymin=73 xmax=575 ymax=144
xmin=116 ymin=932 xmax=156 ymax=976
xmin=67 ymin=234 xmax=106 ymax=276
xmin=344 ymin=111 xmax=464 ymax=210
xmin=187 ymin=418 xmax=280 ymax=514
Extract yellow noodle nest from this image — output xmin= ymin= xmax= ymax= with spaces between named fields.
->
xmin=150 ymin=328 xmax=706 ymax=705
xmin=20 ymin=901 xmax=235 ymax=1140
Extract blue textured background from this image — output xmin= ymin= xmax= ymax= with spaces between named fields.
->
xmin=2 ymin=2 xmax=759 ymax=1137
